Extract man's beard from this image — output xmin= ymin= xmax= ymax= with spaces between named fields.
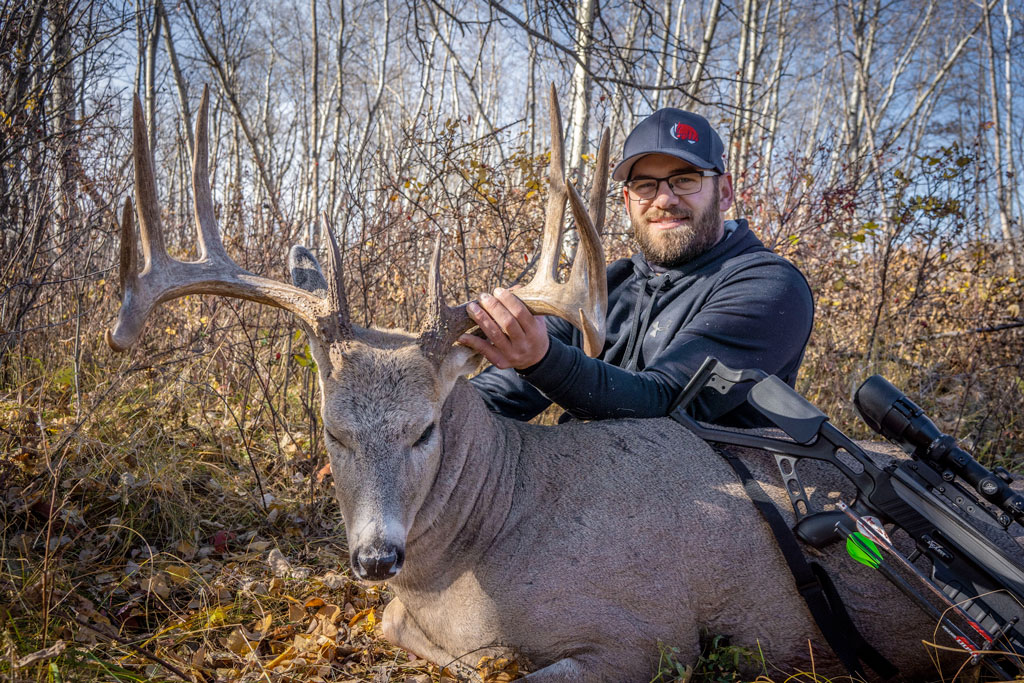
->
xmin=632 ymin=181 xmax=722 ymax=268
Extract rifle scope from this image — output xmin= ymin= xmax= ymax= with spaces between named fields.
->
xmin=854 ymin=375 xmax=1024 ymax=528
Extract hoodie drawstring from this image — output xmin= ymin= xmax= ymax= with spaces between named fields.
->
xmin=622 ymin=274 xmax=669 ymax=371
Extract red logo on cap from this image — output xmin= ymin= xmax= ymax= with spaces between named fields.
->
xmin=671 ymin=122 xmax=699 ymax=144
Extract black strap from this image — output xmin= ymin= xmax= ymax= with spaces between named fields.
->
xmin=716 ymin=449 xmax=899 ymax=680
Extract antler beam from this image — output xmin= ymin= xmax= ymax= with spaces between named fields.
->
xmin=106 ymin=86 xmax=350 ymax=352
xmin=420 ymin=84 xmax=609 ymax=362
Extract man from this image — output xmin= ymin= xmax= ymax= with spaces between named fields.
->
xmin=460 ymin=108 xmax=814 ymax=427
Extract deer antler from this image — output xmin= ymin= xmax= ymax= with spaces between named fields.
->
xmin=106 ymin=86 xmax=350 ymax=352
xmin=419 ymin=84 xmax=609 ymax=363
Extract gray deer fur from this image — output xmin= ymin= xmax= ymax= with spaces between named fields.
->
xmin=289 ymin=246 xmax=965 ymax=682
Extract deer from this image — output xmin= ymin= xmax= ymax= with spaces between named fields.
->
xmin=108 ymin=85 xmax=964 ymax=681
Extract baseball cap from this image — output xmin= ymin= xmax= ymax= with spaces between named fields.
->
xmin=612 ymin=108 xmax=727 ymax=181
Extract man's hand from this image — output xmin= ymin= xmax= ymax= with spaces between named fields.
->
xmin=458 ymin=287 xmax=549 ymax=370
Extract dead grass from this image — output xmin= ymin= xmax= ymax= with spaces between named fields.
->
xmin=2 ymin=182 xmax=1022 ymax=682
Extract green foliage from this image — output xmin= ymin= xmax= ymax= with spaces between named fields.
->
xmin=651 ymin=642 xmax=692 ymax=682
xmin=651 ymin=634 xmax=763 ymax=683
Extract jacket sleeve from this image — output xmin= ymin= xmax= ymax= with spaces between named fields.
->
xmin=517 ymin=260 xmax=814 ymax=422
xmin=468 ymin=315 xmax=575 ymax=421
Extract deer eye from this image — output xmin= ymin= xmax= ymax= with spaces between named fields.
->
xmin=413 ymin=423 xmax=435 ymax=448
xmin=325 ymin=429 xmax=351 ymax=450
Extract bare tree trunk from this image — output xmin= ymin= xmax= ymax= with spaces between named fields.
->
xmin=1002 ymin=0 xmax=1021 ymax=270
xmin=760 ymin=0 xmax=791 ymax=170
xmin=183 ymin=0 xmax=285 ymax=227
xmin=668 ymin=0 xmax=687 ymax=93
xmin=347 ymin=0 xmax=392 ymax=186
xmin=982 ymin=0 xmax=1017 ymax=273
xmin=143 ymin=0 xmax=161 ymax=156
xmin=49 ymin=0 xmax=76 ymax=226
xmin=608 ymin=3 xmax=644 ymax=140
xmin=327 ymin=0 xmax=346 ymax=225
xmin=652 ymin=0 xmax=673 ymax=110
xmin=426 ymin=0 xmax=502 ymax=161
xmin=730 ymin=0 xmax=762 ymax=202
xmin=567 ymin=0 xmax=596 ymax=172
xmin=156 ymin=0 xmax=193 ymax=160
xmin=309 ymin=0 xmax=321 ymax=246
xmin=525 ymin=0 xmax=538 ymax=157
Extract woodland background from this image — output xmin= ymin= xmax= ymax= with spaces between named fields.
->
xmin=2 ymin=0 xmax=1023 ymax=680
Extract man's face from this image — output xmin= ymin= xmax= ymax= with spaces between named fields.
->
xmin=623 ymin=154 xmax=733 ymax=268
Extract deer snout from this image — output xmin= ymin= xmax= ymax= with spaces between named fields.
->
xmin=352 ymin=543 xmax=405 ymax=581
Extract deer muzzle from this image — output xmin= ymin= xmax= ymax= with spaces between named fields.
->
xmin=352 ymin=542 xmax=405 ymax=582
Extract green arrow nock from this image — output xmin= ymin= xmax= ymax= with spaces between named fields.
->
xmin=846 ymin=531 xmax=883 ymax=569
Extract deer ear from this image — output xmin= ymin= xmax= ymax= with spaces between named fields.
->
xmin=288 ymin=245 xmax=332 ymax=366
xmin=438 ymin=344 xmax=481 ymax=397
xmin=289 ymin=245 xmax=329 ymax=296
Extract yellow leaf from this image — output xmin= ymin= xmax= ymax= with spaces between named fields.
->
xmin=253 ymin=613 xmax=272 ymax=634
xmin=266 ymin=645 xmax=296 ymax=669
xmin=347 ymin=607 xmax=374 ymax=628
xmin=165 ymin=565 xmax=191 ymax=584
xmin=206 ymin=606 xmax=228 ymax=626
xmin=222 ymin=627 xmax=256 ymax=655
xmin=291 ymin=632 xmax=317 ymax=654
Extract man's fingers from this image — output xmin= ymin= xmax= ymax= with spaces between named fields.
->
xmin=465 ymin=288 xmax=549 ymax=370
xmin=457 ymin=334 xmax=511 ymax=369
xmin=494 ymin=288 xmax=549 ymax=342
xmin=478 ymin=291 xmax=526 ymax=341
xmin=467 ymin=301 xmax=514 ymax=355
xmin=493 ymin=287 xmax=537 ymax=328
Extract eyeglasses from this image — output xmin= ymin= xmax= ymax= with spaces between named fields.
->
xmin=625 ymin=170 xmax=719 ymax=200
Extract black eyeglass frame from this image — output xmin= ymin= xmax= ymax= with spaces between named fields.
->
xmin=624 ymin=169 xmax=720 ymax=201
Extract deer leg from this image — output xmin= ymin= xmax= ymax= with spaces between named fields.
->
xmin=381 ymin=597 xmax=454 ymax=665
xmin=522 ymin=657 xmax=590 ymax=681
xmin=524 ymin=636 xmax=700 ymax=683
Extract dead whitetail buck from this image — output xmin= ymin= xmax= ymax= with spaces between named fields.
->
xmin=109 ymin=86 xmax=957 ymax=681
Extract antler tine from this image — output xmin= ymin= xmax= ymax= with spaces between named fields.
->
xmin=417 ymin=85 xmax=607 ymax=362
xmin=509 ymin=85 xmax=608 ymax=357
xmin=419 ymin=234 xmax=472 ymax=364
xmin=116 ymin=198 xmax=136 ymax=298
xmin=560 ymin=127 xmax=609 ymax=356
xmin=427 ymin=233 xmax=444 ymax=323
xmin=192 ymin=85 xmax=227 ymax=262
xmin=321 ymin=211 xmax=353 ymax=340
xmin=132 ymin=95 xmax=169 ymax=269
xmin=107 ymin=89 xmax=334 ymax=352
xmin=534 ymin=83 xmax=567 ymax=286
xmin=588 ymin=128 xmax=610 ymax=236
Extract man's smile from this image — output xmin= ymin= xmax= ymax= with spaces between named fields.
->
xmin=646 ymin=213 xmax=692 ymax=231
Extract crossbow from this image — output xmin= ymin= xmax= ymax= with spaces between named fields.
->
xmin=671 ymin=357 xmax=1024 ymax=679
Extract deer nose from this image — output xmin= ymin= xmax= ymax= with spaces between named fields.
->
xmin=352 ymin=543 xmax=404 ymax=581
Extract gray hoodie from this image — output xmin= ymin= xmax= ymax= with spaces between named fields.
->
xmin=471 ymin=219 xmax=814 ymax=427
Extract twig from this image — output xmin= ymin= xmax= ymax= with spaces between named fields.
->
xmin=69 ymin=615 xmax=192 ymax=682
xmin=920 ymin=320 xmax=1024 ymax=340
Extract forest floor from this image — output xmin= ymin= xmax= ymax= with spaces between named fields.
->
xmin=1 ymin=378 xmax=866 ymax=683
xmin=1 ymin=329 xmax=1011 ymax=683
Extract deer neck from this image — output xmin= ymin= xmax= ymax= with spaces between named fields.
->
xmin=397 ymin=377 xmax=522 ymax=586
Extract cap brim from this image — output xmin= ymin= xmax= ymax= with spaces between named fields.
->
xmin=611 ymin=150 xmax=717 ymax=181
